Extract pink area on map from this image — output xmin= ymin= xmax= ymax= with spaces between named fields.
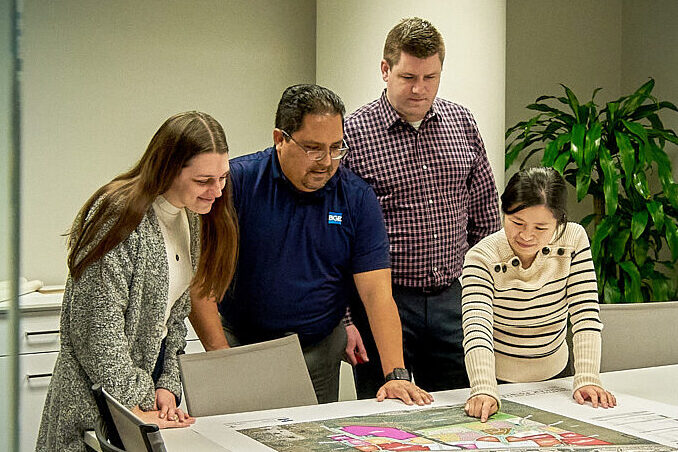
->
xmin=342 ymin=426 xmax=417 ymax=440
xmin=330 ymin=435 xmax=369 ymax=446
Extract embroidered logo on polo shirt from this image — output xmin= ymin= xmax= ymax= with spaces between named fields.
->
xmin=328 ymin=212 xmax=343 ymax=225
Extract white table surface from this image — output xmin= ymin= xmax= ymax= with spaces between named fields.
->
xmin=85 ymin=364 xmax=676 ymax=452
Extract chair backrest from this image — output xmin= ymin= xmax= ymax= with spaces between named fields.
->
xmin=599 ymin=301 xmax=678 ymax=372
xmin=94 ymin=416 xmax=125 ymax=452
xmin=178 ymin=334 xmax=317 ymax=416
xmin=91 ymin=384 xmax=167 ymax=452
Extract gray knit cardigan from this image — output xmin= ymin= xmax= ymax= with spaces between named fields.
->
xmin=36 ymin=206 xmax=200 ymax=452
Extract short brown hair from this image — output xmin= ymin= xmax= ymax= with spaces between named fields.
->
xmin=383 ymin=17 xmax=445 ymax=67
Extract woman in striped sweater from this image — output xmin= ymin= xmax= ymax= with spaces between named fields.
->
xmin=461 ymin=167 xmax=616 ymax=422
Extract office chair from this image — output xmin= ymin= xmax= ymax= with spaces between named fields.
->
xmin=599 ymin=302 xmax=678 ymax=372
xmin=178 ymin=334 xmax=318 ymax=416
xmin=91 ymin=384 xmax=167 ymax=452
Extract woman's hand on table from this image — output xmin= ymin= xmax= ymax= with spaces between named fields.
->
xmin=132 ymin=405 xmax=195 ymax=429
xmin=154 ymin=388 xmax=194 ymax=426
xmin=465 ymin=394 xmax=498 ymax=422
xmin=574 ymin=385 xmax=617 ymax=408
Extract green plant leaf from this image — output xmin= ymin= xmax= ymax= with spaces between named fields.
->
xmin=526 ymin=103 xmax=571 ymax=118
xmin=599 ymin=145 xmax=619 ymax=216
xmin=580 ymin=213 xmax=596 ymax=228
xmin=603 ymin=277 xmax=621 ymax=304
xmin=657 ymin=100 xmax=678 ymax=112
xmin=619 ymin=261 xmax=643 ymax=302
xmin=632 ymin=172 xmax=651 ymax=199
xmin=590 ymin=87 xmax=603 ymax=102
xmin=646 ymin=201 xmax=665 ymax=230
xmin=629 ymin=101 xmax=678 ymax=121
xmin=576 ymin=170 xmax=591 ymax=202
xmin=631 ymin=210 xmax=649 ymax=239
xmin=553 ymin=152 xmax=570 ymax=173
xmin=647 ymin=113 xmax=665 ymax=132
xmin=505 ymin=140 xmax=527 ymax=169
xmin=633 ymin=237 xmax=649 ymax=267
xmin=542 ymin=133 xmax=572 ymax=167
xmin=667 ymin=183 xmax=678 ymax=210
xmin=542 ymin=120 xmax=565 ymax=138
xmin=665 ymin=220 xmax=678 ymax=261
xmin=650 ymin=277 xmax=670 ymax=301
xmin=591 ymin=217 xmax=617 ymax=259
xmin=622 ymin=119 xmax=649 ymax=145
xmin=542 ymin=140 xmax=558 ymax=167
xmin=648 ymin=128 xmax=678 ymax=145
xmin=620 ymin=79 xmax=654 ymax=116
xmin=606 ymin=101 xmax=619 ymax=124
xmin=561 ymin=84 xmax=581 ymax=122
xmin=609 ymin=228 xmax=630 ymax=262
xmin=506 ymin=120 xmax=530 ymax=138
xmin=649 ymin=143 xmax=677 ymax=191
xmin=614 ymin=131 xmax=636 ymax=179
xmin=519 ymin=147 xmax=545 ymax=170
xmin=570 ymin=124 xmax=585 ymax=167
xmin=583 ymin=122 xmax=602 ymax=166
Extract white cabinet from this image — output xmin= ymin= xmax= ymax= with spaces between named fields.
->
xmin=0 ymin=295 xmax=62 ymax=452
xmin=0 ymin=292 xmax=204 ymax=452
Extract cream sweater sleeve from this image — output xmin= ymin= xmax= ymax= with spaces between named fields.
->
xmin=567 ymin=224 xmax=604 ymax=392
xmin=461 ymin=247 xmax=500 ymax=403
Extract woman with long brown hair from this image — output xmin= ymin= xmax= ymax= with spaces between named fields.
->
xmin=36 ymin=111 xmax=238 ymax=452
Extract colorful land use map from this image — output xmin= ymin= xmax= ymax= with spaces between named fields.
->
xmin=239 ymin=401 xmax=675 ymax=452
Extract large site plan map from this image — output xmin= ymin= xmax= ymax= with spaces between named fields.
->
xmin=239 ymin=400 xmax=674 ymax=452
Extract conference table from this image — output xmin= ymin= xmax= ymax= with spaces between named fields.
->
xmin=85 ymin=364 xmax=678 ymax=451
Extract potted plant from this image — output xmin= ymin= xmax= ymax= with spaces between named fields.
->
xmin=505 ymin=79 xmax=678 ymax=304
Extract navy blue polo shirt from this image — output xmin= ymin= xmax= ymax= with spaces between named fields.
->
xmin=219 ymin=147 xmax=390 ymax=346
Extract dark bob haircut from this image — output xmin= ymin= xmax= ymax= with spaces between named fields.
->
xmin=501 ymin=167 xmax=568 ymax=236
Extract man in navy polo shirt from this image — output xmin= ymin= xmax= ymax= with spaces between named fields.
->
xmin=189 ymin=84 xmax=432 ymax=405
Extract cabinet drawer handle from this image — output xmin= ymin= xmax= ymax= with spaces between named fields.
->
xmin=25 ymin=329 xmax=60 ymax=337
xmin=26 ymin=373 xmax=53 ymax=380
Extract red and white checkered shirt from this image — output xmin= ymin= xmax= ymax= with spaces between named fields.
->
xmin=343 ymin=90 xmax=500 ymax=288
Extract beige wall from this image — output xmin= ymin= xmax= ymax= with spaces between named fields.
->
xmin=317 ymin=0 xmax=506 ymax=190
xmin=621 ymin=0 xmax=678 ymax=180
xmin=21 ymin=1 xmax=678 ymax=284
xmin=21 ymin=0 xmax=316 ymax=284
xmin=506 ymin=0 xmax=622 ymax=220
xmin=506 ymin=0 xmax=623 ymax=130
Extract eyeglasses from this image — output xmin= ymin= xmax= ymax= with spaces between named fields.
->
xmin=281 ymin=130 xmax=349 ymax=161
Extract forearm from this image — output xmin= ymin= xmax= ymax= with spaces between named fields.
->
xmin=367 ymin=298 xmax=405 ymax=376
xmin=188 ymin=290 xmax=229 ymax=351
xmin=572 ymin=330 xmax=603 ymax=391
xmin=465 ymin=348 xmax=499 ymax=402
xmin=157 ymin=294 xmax=192 ymax=397
xmin=354 ymin=269 xmax=404 ymax=376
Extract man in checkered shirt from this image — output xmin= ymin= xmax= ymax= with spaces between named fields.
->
xmin=343 ymin=17 xmax=500 ymax=397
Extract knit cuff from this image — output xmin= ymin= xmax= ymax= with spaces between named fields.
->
xmin=465 ymin=348 xmax=500 ymax=404
xmin=572 ymin=330 xmax=603 ymax=392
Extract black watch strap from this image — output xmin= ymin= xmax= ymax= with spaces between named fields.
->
xmin=385 ymin=367 xmax=411 ymax=382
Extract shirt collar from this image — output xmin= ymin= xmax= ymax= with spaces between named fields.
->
xmin=269 ymin=146 xmax=340 ymax=200
xmin=377 ymin=89 xmax=439 ymax=130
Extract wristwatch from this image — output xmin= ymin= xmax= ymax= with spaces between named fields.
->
xmin=385 ymin=367 xmax=412 ymax=382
